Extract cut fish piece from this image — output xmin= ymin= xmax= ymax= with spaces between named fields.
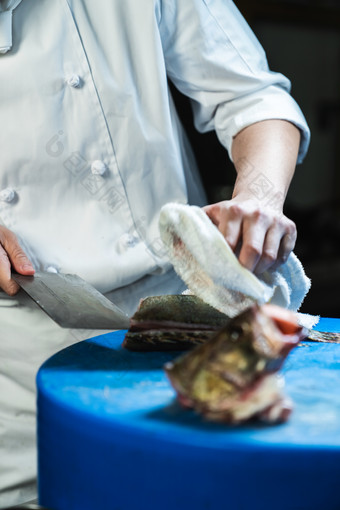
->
xmin=122 ymin=294 xmax=229 ymax=351
xmin=165 ymin=304 xmax=306 ymax=424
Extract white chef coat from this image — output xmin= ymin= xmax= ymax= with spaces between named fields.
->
xmin=0 ymin=0 xmax=310 ymax=506
xmin=0 ymin=0 xmax=310 ymax=292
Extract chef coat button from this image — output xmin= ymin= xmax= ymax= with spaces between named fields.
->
xmin=67 ymin=74 xmax=81 ymax=88
xmin=0 ymin=187 xmax=16 ymax=203
xmin=45 ymin=265 xmax=59 ymax=274
xmin=120 ymin=233 xmax=139 ymax=248
xmin=91 ymin=160 xmax=107 ymax=176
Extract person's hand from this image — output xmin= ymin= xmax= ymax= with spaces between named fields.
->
xmin=0 ymin=225 xmax=35 ymax=295
xmin=203 ymin=198 xmax=296 ymax=275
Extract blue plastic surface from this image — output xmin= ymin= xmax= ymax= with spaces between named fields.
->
xmin=37 ymin=318 xmax=340 ymax=510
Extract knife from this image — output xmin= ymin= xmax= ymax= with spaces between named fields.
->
xmin=12 ymin=272 xmax=131 ymax=330
xmin=13 ymin=272 xmax=340 ymax=340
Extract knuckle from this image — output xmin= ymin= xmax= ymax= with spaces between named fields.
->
xmin=250 ymin=208 xmax=270 ymax=225
xmin=0 ymin=249 xmax=10 ymax=267
xmin=287 ymin=221 xmax=297 ymax=237
xmin=244 ymin=243 xmax=261 ymax=259
xmin=5 ymin=282 xmax=19 ymax=296
xmin=9 ymin=232 xmax=20 ymax=246
xmin=284 ymin=233 xmax=296 ymax=249
xmin=10 ymin=246 xmax=26 ymax=261
xmin=270 ymin=214 xmax=280 ymax=226
xmin=277 ymin=253 xmax=289 ymax=267
xmin=262 ymin=250 xmax=276 ymax=265
xmin=252 ymin=208 xmax=263 ymax=220
xmin=281 ymin=217 xmax=296 ymax=234
xmin=1 ymin=228 xmax=18 ymax=249
xmin=228 ymin=203 xmax=243 ymax=218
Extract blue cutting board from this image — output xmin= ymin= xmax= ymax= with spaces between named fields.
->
xmin=37 ymin=318 xmax=340 ymax=510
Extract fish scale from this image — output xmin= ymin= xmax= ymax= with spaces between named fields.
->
xmin=307 ymin=329 xmax=340 ymax=343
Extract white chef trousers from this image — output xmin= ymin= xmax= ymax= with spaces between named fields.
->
xmin=0 ymin=269 xmax=186 ymax=508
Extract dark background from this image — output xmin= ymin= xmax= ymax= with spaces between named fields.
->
xmin=170 ymin=0 xmax=340 ymax=318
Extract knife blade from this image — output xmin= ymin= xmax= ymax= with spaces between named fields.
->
xmin=12 ymin=272 xmax=131 ymax=330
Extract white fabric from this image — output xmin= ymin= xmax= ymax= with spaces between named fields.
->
xmin=0 ymin=10 xmax=11 ymax=53
xmin=159 ymin=203 xmax=317 ymax=326
xmin=0 ymin=0 xmax=22 ymax=53
xmin=0 ymin=0 xmax=310 ymax=506
xmin=0 ymin=269 xmax=186 ymax=508
xmin=0 ymin=291 xmax=92 ymax=508
xmin=0 ymin=0 xmax=310 ymax=295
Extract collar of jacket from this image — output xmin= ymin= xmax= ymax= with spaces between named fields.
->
xmin=0 ymin=0 xmax=23 ymax=54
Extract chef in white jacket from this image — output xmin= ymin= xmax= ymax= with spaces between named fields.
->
xmin=0 ymin=0 xmax=309 ymax=506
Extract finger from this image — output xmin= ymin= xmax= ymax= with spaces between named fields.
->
xmin=238 ymin=216 xmax=269 ymax=272
xmin=254 ymin=226 xmax=281 ymax=274
xmin=1 ymin=230 xmax=35 ymax=275
xmin=0 ymin=227 xmax=35 ymax=295
xmin=203 ymin=204 xmax=222 ymax=228
xmin=220 ymin=204 xmax=243 ymax=252
xmin=204 ymin=203 xmax=242 ymax=251
xmin=271 ymin=231 xmax=297 ymax=271
xmin=0 ymin=245 xmax=20 ymax=295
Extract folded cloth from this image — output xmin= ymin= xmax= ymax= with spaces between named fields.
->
xmin=159 ymin=202 xmax=318 ymax=328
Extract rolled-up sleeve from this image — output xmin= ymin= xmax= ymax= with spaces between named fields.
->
xmin=159 ymin=0 xmax=310 ymax=163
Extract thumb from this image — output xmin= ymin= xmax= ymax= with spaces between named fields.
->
xmin=1 ymin=228 xmax=35 ymax=275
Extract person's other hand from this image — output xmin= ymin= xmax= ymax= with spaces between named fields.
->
xmin=203 ymin=198 xmax=296 ymax=275
xmin=0 ymin=225 xmax=35 ymax=295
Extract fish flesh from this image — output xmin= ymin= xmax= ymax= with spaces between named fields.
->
xmin=306 ymin=329 xmax=340 ymax=343
xmin=165 ymin=304 xmax=306 ymax=424
xmin=123 ymin=294 xmax=339 ymax=351
xmin=122 ymin=294 xmax=229 ymax=351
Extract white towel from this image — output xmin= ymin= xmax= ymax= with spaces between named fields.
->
xmin=159 ymin=202 xmax=318 ymax=328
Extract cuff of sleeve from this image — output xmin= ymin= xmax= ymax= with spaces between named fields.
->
xmin=0 ymin=10 xmax=12 ymax=54
xmin=214 ymin=86 xmax=310 ymax=164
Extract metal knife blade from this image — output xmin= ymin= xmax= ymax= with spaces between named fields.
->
xmin=12 ymin=272 xmax=131 ymax=330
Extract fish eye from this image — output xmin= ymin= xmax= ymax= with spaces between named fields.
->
xmin=230 ymin=326 xmax=243 ymax=341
